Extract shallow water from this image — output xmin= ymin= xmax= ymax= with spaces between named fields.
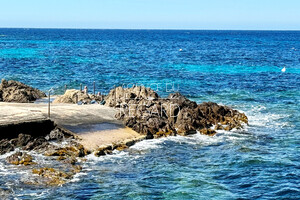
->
xmin=0 ymin=29 xmax=299 ymax=199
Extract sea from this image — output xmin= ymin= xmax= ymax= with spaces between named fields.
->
xmin=0 ymin=29 xmax=299 ymax=199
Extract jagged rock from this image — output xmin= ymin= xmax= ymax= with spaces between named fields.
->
xmin=45 ymin=142 xmax=87 ymax=158
xmin=0 ymin=139 xmax=14 ymax=155
xmin=94 ymin=145 xmax=113 ymax=156
xmin=107 ymin=86 xmax=248 ymax=138
xmin=24 ymin=137 xmax=49 ymax=151
xmin=199 ymin=128 xmax=217 ymax=136
xmin=53 ymin=89 xmax=103 ymax=104
xmin=105 ymin=86 xmax=159 ymax=107
xmin=45 ymin=129 xmax=65 ymax=141
xmin=10 ymin=133 xmax=32 ymax=147
xmin=115 ymin=144 xmax=128 ymax=151
xmin=0 ymin=79 xmax=46 ymax=103
xmin=32 ymin=167 xmax=72 ymax=186
xmin=6 ymin=151 xmax=35 ymax=165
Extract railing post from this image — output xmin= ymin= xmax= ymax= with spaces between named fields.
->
xmin=48 ymin=88 xmax=53 ymax=119
xmin=48 ymin=90 xmax=51 ymax=118
xmin=93 ymin=81 xmax=95 ymax=95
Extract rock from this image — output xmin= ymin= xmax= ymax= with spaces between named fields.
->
xmin=115 ymin=144 xmax=128 ymax=151
xmin=0 ymin=139 xmax=14 ymax=155
xmin=6 ymin=151 xmax=35 ymax=165
xmin=94 ymin=145 xmax=113 ymax=156
xmin=174 ymin=107 xmax=199 ymax=136
xmin=106 ymin=86 xmax=248 ymax=138
xmin=24 ymin=137 xmax=49 ymax=151
xmin=105 ymin=86 xmax=159 ymax=107
xmin=32 ymin=167 xmax=72 ymax=186
xmin=45 ymin=142 xmax=87 ymax=158
xmin=72 ymin=165 xmax=82 ymax=173
xmin=53 ymin=89 xmax=104 ymax=104
xmin=199 ymin=128 xmax=217 ymax=136
xmin=10 ymin=133 xmax=32 ymax=147
xmin=155 ymin=130 xmax=176 ymax=138
xmin=0 ymin=79 xmax=46 ymax=103
xmin=45 ymin=129 xmax=65 ymax=141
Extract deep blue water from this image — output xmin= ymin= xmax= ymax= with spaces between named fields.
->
xmin=0 ymin=29 xmax=299 ymax=199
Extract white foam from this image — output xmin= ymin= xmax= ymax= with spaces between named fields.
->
xmin=245 ymin=105 xmax=292 ymax=129
xmin=85 ymin=150 xmax=133 ymax=162
xmin=129 ymin=138 xmax=165 ymax=151
xmin=70 ymin=171 xmax=88 ymax=183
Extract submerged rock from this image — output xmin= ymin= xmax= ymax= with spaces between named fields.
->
xmin=0 ymin=79 xmax=46 ymax=103
xmin=32 ymin=167 xmax=73 ymax=186
xmin=107 ymin=86 xmax=248 ymax=138
xmin=53 ymin=89 xmax=104 ymax=104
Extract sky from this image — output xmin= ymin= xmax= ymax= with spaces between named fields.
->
xmin=0 ymin=0 xmax=299 ymax=30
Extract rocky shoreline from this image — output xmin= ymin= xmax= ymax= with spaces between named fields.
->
xmin=0 ymin=79 xmax=248 ymax=186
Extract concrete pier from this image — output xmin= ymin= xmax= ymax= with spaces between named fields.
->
xmin=0 ymin=102 xmax=144 ymax=151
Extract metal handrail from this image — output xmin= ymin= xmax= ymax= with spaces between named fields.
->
xmin=48 ymin=88 xmax=54 ymax=119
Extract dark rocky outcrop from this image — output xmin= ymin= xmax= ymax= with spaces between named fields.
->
xmin=0 ymin=79 xmax=46 ymax=103
xmin=106 ymin=86 xmax=248 ymax=138
xmin=0 ymin=133 xmax=50 ymax=155
xmin=0 ymin=123 xmax=75 ymax=155
xmin=1 ymin=125 xmax=86 ymax=186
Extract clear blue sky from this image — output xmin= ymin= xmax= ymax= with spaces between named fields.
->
xmin=0 ymin=0 xmax=299 ymax=30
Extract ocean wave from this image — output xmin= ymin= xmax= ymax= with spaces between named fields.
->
xmin=244 ymin=105 xmax=293 ymax=129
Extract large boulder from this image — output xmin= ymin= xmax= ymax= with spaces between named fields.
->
xmin=53 ymin=89 xmax=103 ymax=104
xmin=0 ymin=79 xmax=46 ymax=103
xmin=108 ymin=86 xmax=248 ymax=138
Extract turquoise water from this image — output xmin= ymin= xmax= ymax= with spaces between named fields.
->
xmin=0 ymin=29 xmax=299 ymax=199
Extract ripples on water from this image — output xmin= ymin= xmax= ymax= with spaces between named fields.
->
xmin=0 ymin=29 xmax=299 ymax=199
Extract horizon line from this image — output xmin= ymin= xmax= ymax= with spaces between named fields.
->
xmin=0 ymin=27 xmax=300 ymax=31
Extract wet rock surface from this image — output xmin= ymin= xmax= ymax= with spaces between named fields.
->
xmin=53 ymin=89 xmax=104 ymax=104
xmin=31 ymin=167 xmax=73 ymax=186
xmin=0 ymin=133 xmax=50 ymax=155
xmin=106 ymin=86 xmax=248 ymax=138
xmin=94 ymin=137 xmax=144 ymax=156
xmin=6 ymin=151 xmax=35 ymax=165
xmin=0 ymin=139 xmax=14 ymax=155
xmin=1 ymin=126 xmax=87 ymax=186
xmin=0 ymin=79 xmax=46 ymax=103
